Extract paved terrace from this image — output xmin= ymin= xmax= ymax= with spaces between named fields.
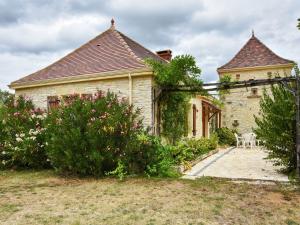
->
xmin=183 ymin=147 xmax=289 ymax=182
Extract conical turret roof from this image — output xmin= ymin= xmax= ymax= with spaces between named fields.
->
xmin=218 ymin=33 xmax=293 ymax=72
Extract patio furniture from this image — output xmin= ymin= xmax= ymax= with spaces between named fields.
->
xmin=251 ymin=133 xmax=261 ymax=147
xmin=242 ymin=132 xmax=256 ymax=149
xmin=234 ymin=133 xmax=244 ymax=148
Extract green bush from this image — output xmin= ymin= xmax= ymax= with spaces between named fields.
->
xmin=136 ymin=134 xmax=178 ymax=177
xmin=0 ymin=95 xmax=49 ymax=169
xmin=44 ymin=91 xmax=142 ymax=176
xmin=44 ymin=91 xmax=177 ymax=177
xmin=0 ymin=90 xmax=179 ymax=177
xmin=108 ymin=132 xmax=177 ymax=178
xmin=214 ymin=127 xmax=236 ymax=146
xmin=172 ymin=135 xmax=218 ymax=163
xmin=255 ymin=83 xmax=296 ymax=172
xmin=200 ymin=134 xmax=219 ymax=150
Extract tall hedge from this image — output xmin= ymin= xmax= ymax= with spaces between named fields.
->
xmin=0 ymin=95 xmax=49 ymax=169
xmin=44 ymin=91 xmax=176 ymax=177
xmin=214 ymin=127 xmax=236 ymax=146
xmin=254 ymin=84 xmax=296 ymax=172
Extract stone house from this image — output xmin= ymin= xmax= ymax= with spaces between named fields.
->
xmin=217 ymin=32 xmax=294 ymax=134
xmin=9 ymin=20 xmax=220 ymax=139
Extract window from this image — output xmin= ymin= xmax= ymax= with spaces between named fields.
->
xmin=232 ymin=120 xmax=239 ymax=127
xmin=81 ymin=93 xmax=93 ymax=101
xmin=62 ymin=94 xmax=79 ymax=105
xmin=47 ymin=96 xmax=60 ymax=111
xmin=236 ymin=74 xmax=240 ymax=80
xmin=62 ymin=95 xmax=72 ymax=105
xmin=251 ymin=88 xmax=258 ymax=96
xmin=247 ymin=88 xmax=260 ymax=98
xmin=267 ymin=72 xmax=272 ymax=79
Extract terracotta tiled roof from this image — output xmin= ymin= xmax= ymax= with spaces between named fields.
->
xmin=218 ymin=34 xmax=293 ymax=71
xmin=11 ymin=25 xmax=163 ymax=85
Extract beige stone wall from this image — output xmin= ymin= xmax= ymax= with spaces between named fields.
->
xmin=15 ymin=75 xmax=154 ymax=127
xmin=219 ymin=66 xmax=292 ymax=134
xmin=131 ymin=77 xmax=153 ymax=128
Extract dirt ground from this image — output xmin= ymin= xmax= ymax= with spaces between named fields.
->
xmin=0 ymin=170 xmax=299 ymax=225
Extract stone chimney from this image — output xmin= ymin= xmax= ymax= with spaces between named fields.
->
xmin=156 ymin=50 xmax=172 ymax=61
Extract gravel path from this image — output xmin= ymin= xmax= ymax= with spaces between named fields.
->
xmin=183 ymin=147 xmax=289 ymax=182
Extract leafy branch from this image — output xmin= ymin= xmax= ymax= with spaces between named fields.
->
xmin=219 ymin=74 xmax=232 ymax=95
xmin=146 ymin=55 xmax=203 ymax=144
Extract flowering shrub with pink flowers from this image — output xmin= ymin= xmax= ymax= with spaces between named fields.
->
xmin=44 ymin=91 xmax=177 ymax=177
xmin=0 ymin=90 xmax=177 ymax=177
xmin=0 ymin=95 xmax=49 ymax=169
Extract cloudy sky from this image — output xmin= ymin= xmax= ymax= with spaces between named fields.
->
xmin=0 ymin=0 xmax=299 ymax=91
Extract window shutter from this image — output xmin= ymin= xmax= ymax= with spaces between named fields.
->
xmin=62 ymin=94 xmax=79 ymax=105
xmin=251 ymin=88 xmax=258 ymax=96
xmin=47 ymin=96 xmax=60 ymax=111
xmin=62 ymin=95 xmax=72 ymax=105
xmin=192 ymin=104 xmax=197 ymax=136
xmin=81 ymin=94 xmax=93 ymax=101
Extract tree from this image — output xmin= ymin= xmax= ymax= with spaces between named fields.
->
xmin=0 ymin=90 xmax=13 ymax=145
xmin=146 ymin=55 xmax=203 ymax=144
xmin=0 ymin=90 xmax=12 ymax=105
xmin=254 ymin=82 xmax=296 ymax=172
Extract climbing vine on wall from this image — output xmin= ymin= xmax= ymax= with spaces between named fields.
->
xmin=146 ymin=55 xmax=203 ymax=144
xmin=219 ymin=74 xmax=232 ymax=96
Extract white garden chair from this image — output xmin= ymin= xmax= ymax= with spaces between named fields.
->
xmin=242 ymin=133 xmax=257 ymax=149
xmin=234 ymin=133 xmax=244 ymax=148
xmin=251 ymin=133 xmax=261 ymax=147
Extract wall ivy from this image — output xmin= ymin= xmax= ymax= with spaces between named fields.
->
xmin=146 ymin=55 xmax=203 ymax=144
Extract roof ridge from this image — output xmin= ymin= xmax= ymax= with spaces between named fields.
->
xmin=112 ymin=29 xmax=144 ymax=63
xmin=10 ymin=24 xmax=164 ymax=86
xmin=218 ymin=38 xmax=252 ymax=70
xmin=116 ymin=30 xmax=167 ymax=63
xmin=12 ymin=29 xmax=113 ymax=84
xmin=252 ymin=35 xmax=293 ymax=63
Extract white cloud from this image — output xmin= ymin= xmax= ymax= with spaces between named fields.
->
xmin=0 ymin=15 xmax=108 ymax=53
xmin=0 ymin=0 xmax=299 ymax=91
xmin=0 ymin=51 xmax=69 ymax=90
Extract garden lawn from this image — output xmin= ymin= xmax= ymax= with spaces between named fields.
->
xmin=0 ymin=171 xmax=300 ymax=225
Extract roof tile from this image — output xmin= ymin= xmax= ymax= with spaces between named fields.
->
xmin=218 ymin=34 xmax=293 ymax=71
xmin=12 ymin=27 xmax=163 ymax=85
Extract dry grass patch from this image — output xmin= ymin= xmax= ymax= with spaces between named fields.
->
xmin=0 ymin=170 xmax=299 ymax=225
